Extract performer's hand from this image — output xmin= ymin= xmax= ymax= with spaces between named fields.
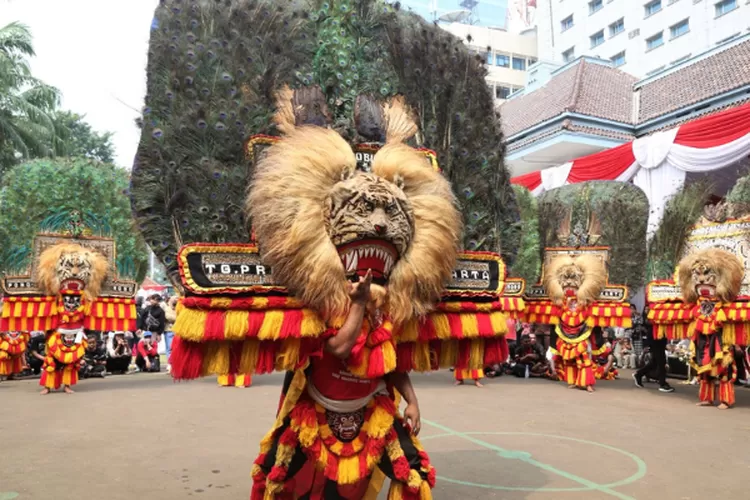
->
xmin=348 ymin=269 xmax=372 ymax=305
xmin=404 ymin=403 xmax=421 ymax=436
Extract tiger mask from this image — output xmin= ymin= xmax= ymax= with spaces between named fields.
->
xmin=325 ymin=172 xmax=414 ymax=285
xmin=677 ymin=248 xmax=743 ymax=303
xmin=544 ymin=254 xmax=607 ymax=310
xmin=37 ymin=243 xmax=109 ymax=301
xmin=248 ymin=94 xmax=461 ymax=325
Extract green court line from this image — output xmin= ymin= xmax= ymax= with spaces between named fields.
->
xmin=421 ymin=419 xmax=641 ymax=499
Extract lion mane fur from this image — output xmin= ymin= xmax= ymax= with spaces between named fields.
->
xmin=543 ymin=254 xmax=607 ymax=308
xmin=677 ymin=248 xmax=743 ymax=303
xmin=247 ymin=126 xmax=461 ymax=324
xmin=37 ymin=243 xmax=109 ymax=300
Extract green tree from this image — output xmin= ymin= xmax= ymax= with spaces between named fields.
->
xmin=0 ymin=22 xmax=64 ymax=176
xmin=0 ymin=157 xmax=148 ymax=281
xmin=53 ymin=111 xmax=115 ymax=163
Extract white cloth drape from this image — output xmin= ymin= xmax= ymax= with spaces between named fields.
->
xmin=632 ymin=163 xmax=687 ymax=238
xmin=540 ymin=162 xmax=573 ymax=191
xmin=522 ymin=126 xmax=750 ymax=241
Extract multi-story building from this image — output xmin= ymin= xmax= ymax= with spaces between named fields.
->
xmin=440 ymin=22 xmax=538 ymax=103
xmin=536 ymin=0 xmax=749 ymax=78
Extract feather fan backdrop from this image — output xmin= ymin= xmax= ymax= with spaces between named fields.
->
xmin=131 ymin=0 xmax=519 ymax=285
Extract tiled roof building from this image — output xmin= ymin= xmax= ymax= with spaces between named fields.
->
xmin=502 ymin=35 xmax=750 ymax=176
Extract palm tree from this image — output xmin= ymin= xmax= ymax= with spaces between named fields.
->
xmin=0 ymin=21 xmax=64 ymax=171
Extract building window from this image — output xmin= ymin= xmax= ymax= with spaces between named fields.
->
xmin=646 ymin=32 xmax=664 ymax=50
xmin=609 ymin=18 xmax=625 ymax=37
xmin=590 ymin=30 xmax=605 ymax=48
xmin=589 ymin=0 xmax=604 ymax=14
xmin=528 ymin=57 xmax=538 ymax=65
xmin=715 ymin=0 xmax=737 ymax=17
xmin=611 ymin=51 xmax=626 ymax=67
xmin=561 ymin=15 xmax=574 ymax=32
xmin=512 ymin=57 xmax=527 ymax=70
xmin=496 ymin=53 xmax=510 ymax=67
xmin=495 ymin=86 xmax=512 ymax=99
xmin=562 ymin=47 xmax=575 ymax=62
xmin=670 ymin=19 xmax=690 ymax=38
xmin=486 ymin=52 xmax=493 ymax=65
xmin=644 ymin=0 xmax=662 ymax=17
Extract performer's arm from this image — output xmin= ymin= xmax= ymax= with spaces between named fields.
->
xmin=387 ymin=371 xmax=421 ymax=435
xmin=326 ymin=270 xmax=372 ymax=359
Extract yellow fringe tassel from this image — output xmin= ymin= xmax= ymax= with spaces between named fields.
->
xmin=224 ymin=311 xmax=250 ymax=340
xmin=489 ymin=311 xmax=508 ymax=334
xmin=413 ymin=342 xmax=431 ymax=372
xmin=438 ymin=339 xmax=458 ymax=368
xmin=338 ymin=456 xmax=361 ymax=484
xmin=459 ymin=314 xmax=479 ymax=338
xmin=398 ymin=320 xmax=419 ymax=342
xmin=239 ymin=340 xmax=260 ymax=374
xmin=301 ymin=309 xmax=326 ymax=337
xmin=468 ymin=339 xmax=484 ymax=369
xmin=174 ymin=308 xmax=208 ymax=342
xmin=258 ymin=310 xmax=285 ymax=340
xmin=431 ymin=314 xmax=451 ymax=340
xmin=275 ymin=339 xmax=300 ymax=371
xmin=202 ymin=342 xmax=230 ymax=375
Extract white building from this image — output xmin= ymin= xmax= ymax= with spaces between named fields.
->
xmin=440 ymin=22 xmax=538 ymax=103
xmin=536 ymin=0 xmax=750 ymax=78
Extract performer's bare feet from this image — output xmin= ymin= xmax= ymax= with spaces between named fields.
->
xmin=718 ymin=403 xmax=730 ymax=410
xmin=63 ymin=385 xmax=75 ymax=394
xmin=454 ymin=380 xmax=464 ymax=386
xmin=40 ymin=388 xmax=50 ymax=395
xmin=568 ymin=384 xmax=576 ymax=389
xmin=586 ymin=385 xmax=595 ymax=393
xmin=696 ymin=401 xmax=712 ymax=407
xmin=474 ymin=380 xmax=483 ymax=388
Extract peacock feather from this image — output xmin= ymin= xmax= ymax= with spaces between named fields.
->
xmin=131 ymin=0 xmax=520 ymax=285
xmin=538 ymin=181 xmax=649 ymax=289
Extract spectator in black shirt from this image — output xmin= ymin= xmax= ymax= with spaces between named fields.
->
xmin=80 ymin=333 xmax=107 ymax=379
xmin=137 ymin=294 xmax=166 ymax=348
xmin=513 ymin=334 xmax=550 ymax=377
xmin=27 ymin=332 xmax=47 ymax=376
xmin=106 ymin=332 xmax=132 ymax=374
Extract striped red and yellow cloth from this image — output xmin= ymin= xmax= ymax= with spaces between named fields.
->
xmin=521 ymin=300 xmax=632 ymax=328
xmin=648 ymin=301 xmax=750 ymax=343
xmin=170 ymin=296 xmax=517 ymax=378
xmin=1 ymin=296 xmax=58 ymax=331
xmin=1 ymin=295 xmax=136 ymax=332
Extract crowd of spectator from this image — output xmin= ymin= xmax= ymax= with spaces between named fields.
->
xmin=9 ymin=293 xmax=178 ymax=381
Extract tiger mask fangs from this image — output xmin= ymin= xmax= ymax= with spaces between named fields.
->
xmin=248 ymin=92 xmax=462 ymax=325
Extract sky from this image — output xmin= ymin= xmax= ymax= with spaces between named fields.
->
xmin=399 ymin=0 xmax=508 ymax=26
xmin=0 ymin=0 xmax=507 ymax=168
xmin=0 ymin=0 xmax=159 ymax=168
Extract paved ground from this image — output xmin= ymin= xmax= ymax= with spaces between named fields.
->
xmin=2 ymin=370 xmax=750 ymax=500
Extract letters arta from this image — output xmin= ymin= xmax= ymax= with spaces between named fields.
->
xmin=452 ymin=269 xmax=491 ymax=281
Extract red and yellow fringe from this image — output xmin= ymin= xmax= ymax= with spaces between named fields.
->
xmin=523 ymin=300 xmax=631 ymax=328
xmin=39 ymin=332 xmax=87 ymax=389
xmin=649 ymin=301 xmax=750 ymax=344
xmin=0 ymin=295 xmax=135 ymax=332
xmin=0 ymin=332 xmax=30 ymax=376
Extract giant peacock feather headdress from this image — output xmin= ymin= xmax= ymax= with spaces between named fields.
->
xmin=130 ymin=0 xmax=519 ymax=286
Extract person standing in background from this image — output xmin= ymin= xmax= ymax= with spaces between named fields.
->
xmin=137 ymin=294 xmax=166 ymax=353
xmin=634 ymin=308 xmax=675 ymax=393
xmin=161 ymin=296 xmax=178 ymax=374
